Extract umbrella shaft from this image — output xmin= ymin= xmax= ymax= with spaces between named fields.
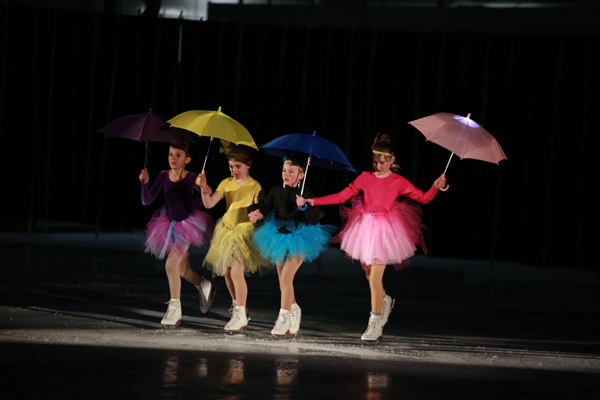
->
xmin=202 ymin=137 xmax=214 ymax=173
xmin=300 ymin=156 xmax=311 ymax=197
xmin=443 ymin=152 xmax=454 ymax=175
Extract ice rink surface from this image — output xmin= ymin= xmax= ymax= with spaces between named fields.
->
xmin=1 ymin=233 xmax=599 ymax=399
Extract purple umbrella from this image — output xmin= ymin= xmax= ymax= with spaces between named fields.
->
xmin=98 ymin=108 xmax=197 ymax=168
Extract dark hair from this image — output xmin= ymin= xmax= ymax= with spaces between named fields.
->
xmin=226 ymin=145 xmax=252 ymax=166
xmin=170 ymin=143 xmax=190 ymax=158
xmin=371 ymin=141 xmax=395 ymax=159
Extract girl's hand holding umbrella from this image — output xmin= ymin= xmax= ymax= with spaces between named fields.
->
xmin=434 ymin=174 xmax=449 ymax=191
xmin=197 ymin=172 xmax=207 ymax=188
xmin=197 ymin=172 xmax=213 ymax=195
xmin=139 ymin=168 xmax=150 ymax=185
xmin=296 ymin=195 xmax=314 ymax=207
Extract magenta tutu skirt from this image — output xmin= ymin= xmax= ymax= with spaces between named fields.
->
xmin=333 ymin=194 xmax=427 ymax=270
xmin=144 ymin=208 xmax=215 ymax=259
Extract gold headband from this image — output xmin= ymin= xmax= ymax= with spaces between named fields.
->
xmin=372 ymin=150 xmax=394 ymax=157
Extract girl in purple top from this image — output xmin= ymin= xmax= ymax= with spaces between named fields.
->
xmin=297 ymin=139 xmax=449 ymax=343
xmin=140 ymin=144 xmax=216 ymax=328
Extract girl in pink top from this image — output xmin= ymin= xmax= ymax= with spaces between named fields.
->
xmin=297 ymin=139 xmax=448 ymax=343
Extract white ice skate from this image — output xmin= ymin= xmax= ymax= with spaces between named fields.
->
xmin=197 ymin=278 xmax=217 ymax=316
xmin=271 ymin=309 xmax=292 ymax=338
xmin=381 ymin=294 xmax=395 ymax=327
xmin=290 ymin=303 xmax=302 ymax=336
xmin=161 ymin=299 xmax=182 ymax=328
xmin=229 ymin=300 xmax=237 ymax=315
xmin=225 ymin=306 xmax=249 ymax=333
xmin=361 ymin=314 xmax=383 ymax=344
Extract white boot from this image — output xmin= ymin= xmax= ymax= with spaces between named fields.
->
xmin=361 ymin=314 xmax=383 ymax=343
xmin=381 ymin=294 xmax=395 ymax=327
xmin=197 ymin=278 xmax=217 ymax=316
xmin=161 ymin=299 xmax=182 ymax=327
xmin=290 ymin=303 xmax=302 ymax=336
xmin=225 ymin=306 xmax=249 ymax=332
xmin=271 ymin=309 xmax=292 ymax=337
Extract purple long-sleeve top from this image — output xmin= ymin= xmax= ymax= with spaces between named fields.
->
xmin=141 ymin=170 xmax=203 ymax=222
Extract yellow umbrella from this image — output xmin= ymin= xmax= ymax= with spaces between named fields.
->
xmin=168 ymin=107 xmax=257 ymax=175
xmin=167 ymin=107 xmax=258 ymax=150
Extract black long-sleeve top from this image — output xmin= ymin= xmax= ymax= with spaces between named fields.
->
xmin=247 ymin=184 xmax=320 ymax=230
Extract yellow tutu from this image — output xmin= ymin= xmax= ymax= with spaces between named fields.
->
xmin=203 ymin=218 xmax=272 ymax=277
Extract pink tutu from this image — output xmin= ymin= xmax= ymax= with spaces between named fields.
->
xmin=333 ymin=194 xmax=427 ymax=270
xmin=144 ymin=208 xmax=215 ymax=260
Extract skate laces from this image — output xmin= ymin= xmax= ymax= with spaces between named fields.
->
xmin=166 ymin=299 xmax=180 ymax=309
xmin=231 ymin=307 xmax=244 ymax=322
xmin=291 ymin=305 xmax=301 ymax=324
xmin=368 ymin=315 xmax=380 ymax=328
xmin=274 ymin=312 xmax=289 ymax=330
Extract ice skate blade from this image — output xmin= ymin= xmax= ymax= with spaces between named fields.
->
xmin=161 ymin=321 xmax=181 ymax=329
xmin=361 ymin=337 xmax=382 ymax=345
xmin=271 ymin=331 xmax=290 ymax=339
xmin=225 ymin=326 xmax=248 ymax=334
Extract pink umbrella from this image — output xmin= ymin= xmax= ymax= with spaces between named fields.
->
xmin=408 ymin=112 xmax=507 ymax=174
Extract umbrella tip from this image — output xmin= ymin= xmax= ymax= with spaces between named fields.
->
xmin=149 ymin=108 xmax=152 ymax=114
xmin=312 ymin=130 xmax=316 ymax=136
xmin=466 ymin=113 xmax=471 ymax=119
xmin=218 ymin=106 xmax=222 ymax=113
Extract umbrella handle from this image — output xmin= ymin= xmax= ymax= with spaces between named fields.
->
xmin=298 ymin=204 xmax=308 ymax=211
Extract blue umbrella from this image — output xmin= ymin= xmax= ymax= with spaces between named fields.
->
xmin=260 ymin=131 xmax=356 ymax=209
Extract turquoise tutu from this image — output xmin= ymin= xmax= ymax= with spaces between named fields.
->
xmin=253 ymin=212 xmax=336 ymax=265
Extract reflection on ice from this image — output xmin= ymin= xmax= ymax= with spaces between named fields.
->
xmin=163 ymin=352 xmax=180 ymax=387
xmin=222 ymin=358 xmax=245 ymax=400
xmin=225 ymin=358 xmax=245 ymax=385
xmin=197 ymin=357 xmax=208 ymax=378
xmin=275 ymin=357 xmax=299 ymax=399
xmin=367 ymin=372 xmax=390 ymax=400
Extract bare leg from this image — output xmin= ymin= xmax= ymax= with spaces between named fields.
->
xmin=165 ymin=247 xmax=187 ymax=299
xmin=224 ymin=268 xmax=236 ymax=302
xmin=277 ymin=255 xmax=302 ymax=310
xmin=178 ymin=255 xmax=203 ymax=286
xmin=229 ymin=258 xmax=247 ymax=307
xmin=366 ymin=264 xmax=386 ymax=313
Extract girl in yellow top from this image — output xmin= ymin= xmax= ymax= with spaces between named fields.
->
xmin=198 ymin=144 xmax=269 ymax=332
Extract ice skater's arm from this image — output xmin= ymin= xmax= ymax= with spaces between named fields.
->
xmin=140 ymin=170 xmax=163 ymax=205
xmin=197 ymin=173 xmax=222 ymax=209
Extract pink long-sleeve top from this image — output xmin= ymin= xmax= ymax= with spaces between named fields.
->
xmin=313 ymin=172 xmax=438 ymax=213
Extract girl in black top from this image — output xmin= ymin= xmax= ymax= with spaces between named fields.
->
xmin=248 ymin=154 xmax=335 ymax=337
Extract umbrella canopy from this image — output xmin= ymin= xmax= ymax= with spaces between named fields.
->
xmin=260 ymin=131 xmax=356 ymax=209
xmin=167 ymin=107 xmax=258 ymax=150
xmin=98 ymin=109 xmax=196 ymax=145
xmin=408 ymin=112 xmax=507 ymax=166
xmin=98 ymin=109 xmax=197 ymax=168
xmin=260 ymin=131 xmax=356 ymax=173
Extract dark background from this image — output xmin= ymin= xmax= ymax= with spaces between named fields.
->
xmin=0 ymin=2 xmax=598 ymax=271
